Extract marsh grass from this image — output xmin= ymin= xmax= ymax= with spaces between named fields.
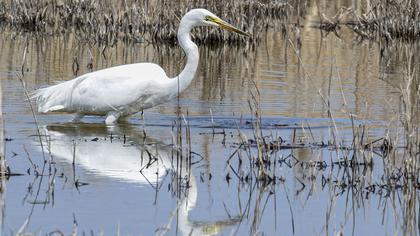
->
xmin=350 ymin=0 xmax=420 ymax=41
xmin=228 ymin=7 xmax=419 ymax=231
xmin=0 ymin=0 xmax=290 ymax=46
xmin=316 ymin=0 xmax=420 ymax=42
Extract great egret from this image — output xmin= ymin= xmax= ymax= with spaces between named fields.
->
xmin=33 ymin=9 xmax=249 ymax=124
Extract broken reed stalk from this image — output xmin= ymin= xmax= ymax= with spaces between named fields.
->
xmin=16 ymin=38 xmax=47 ymax=162
xmin=248 ymin=81 xmax=271 ymax=178
xmin=181 ymin=111 xmax=192 ymax=180
xmin=16 ymin=72 xmax=47 ymax=163
xmin=0 ymin=60 xmax=4 ymax=180
xmin=399 ymin=44 xmax=419 ymax=180
xmin=0 ymin=52 xmax=4 ymax=235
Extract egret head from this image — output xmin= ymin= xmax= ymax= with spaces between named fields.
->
xmin=184 ymin=9 xmax=250 ymax=36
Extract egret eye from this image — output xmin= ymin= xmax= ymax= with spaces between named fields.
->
xmin=204 ymin=16 xmax=212 ymax=22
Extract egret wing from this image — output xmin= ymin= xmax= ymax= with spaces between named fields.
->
xmin=70 ymin=63 xmax=169 ymax=113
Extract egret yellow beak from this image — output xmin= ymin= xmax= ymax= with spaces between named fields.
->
xmin=210 ymin=17 xmax=250 ymax=37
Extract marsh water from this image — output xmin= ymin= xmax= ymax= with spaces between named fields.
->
xmin=0 ymin=6 xmax=416 ymax=236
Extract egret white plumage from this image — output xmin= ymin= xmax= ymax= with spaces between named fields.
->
xmin=33 ymin=9 xmax=249 ymax=124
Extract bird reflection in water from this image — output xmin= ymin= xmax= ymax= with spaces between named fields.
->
xmin=40 ymin=123 xmax=240 ymax=235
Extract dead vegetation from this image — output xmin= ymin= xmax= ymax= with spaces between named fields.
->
xmin=0 ymin=0 xmax=289 ymax=45
xmin=227 ymin=3 xmax=420 ymax=230
xmin=348 ymin=0 xmax=420 ymax=41
xmin=316 ymin=0 xmax=420 ymax=42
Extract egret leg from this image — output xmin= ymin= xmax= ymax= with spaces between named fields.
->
xmin=72 ymin=113 xmax=85 ymax=122
xmin=105 ymin=111 xmax=121 ymax=125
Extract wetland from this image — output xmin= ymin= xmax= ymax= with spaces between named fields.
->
xmin=0 ymin=0 xmax=419 ymax=235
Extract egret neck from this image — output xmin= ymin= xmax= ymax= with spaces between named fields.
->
xmin=169 ymin=14 xmax=200 ymax=95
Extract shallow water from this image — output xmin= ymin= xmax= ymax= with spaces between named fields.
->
xmin=0 ymin=7 xmax=417 ymax=236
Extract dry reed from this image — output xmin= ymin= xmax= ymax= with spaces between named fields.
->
xmin=0 ymin=0 xmax=290 ymax=46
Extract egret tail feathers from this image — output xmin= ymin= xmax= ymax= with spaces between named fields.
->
xmin=32 ymin=77 xmax=86 ymax=113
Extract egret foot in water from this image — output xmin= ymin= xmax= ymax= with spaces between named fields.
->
xmin=105 ymin=112 xmax=122 ymax=125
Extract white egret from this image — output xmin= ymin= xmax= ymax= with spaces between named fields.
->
xmin=33 ymin=9 xmax=249 ymax=124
